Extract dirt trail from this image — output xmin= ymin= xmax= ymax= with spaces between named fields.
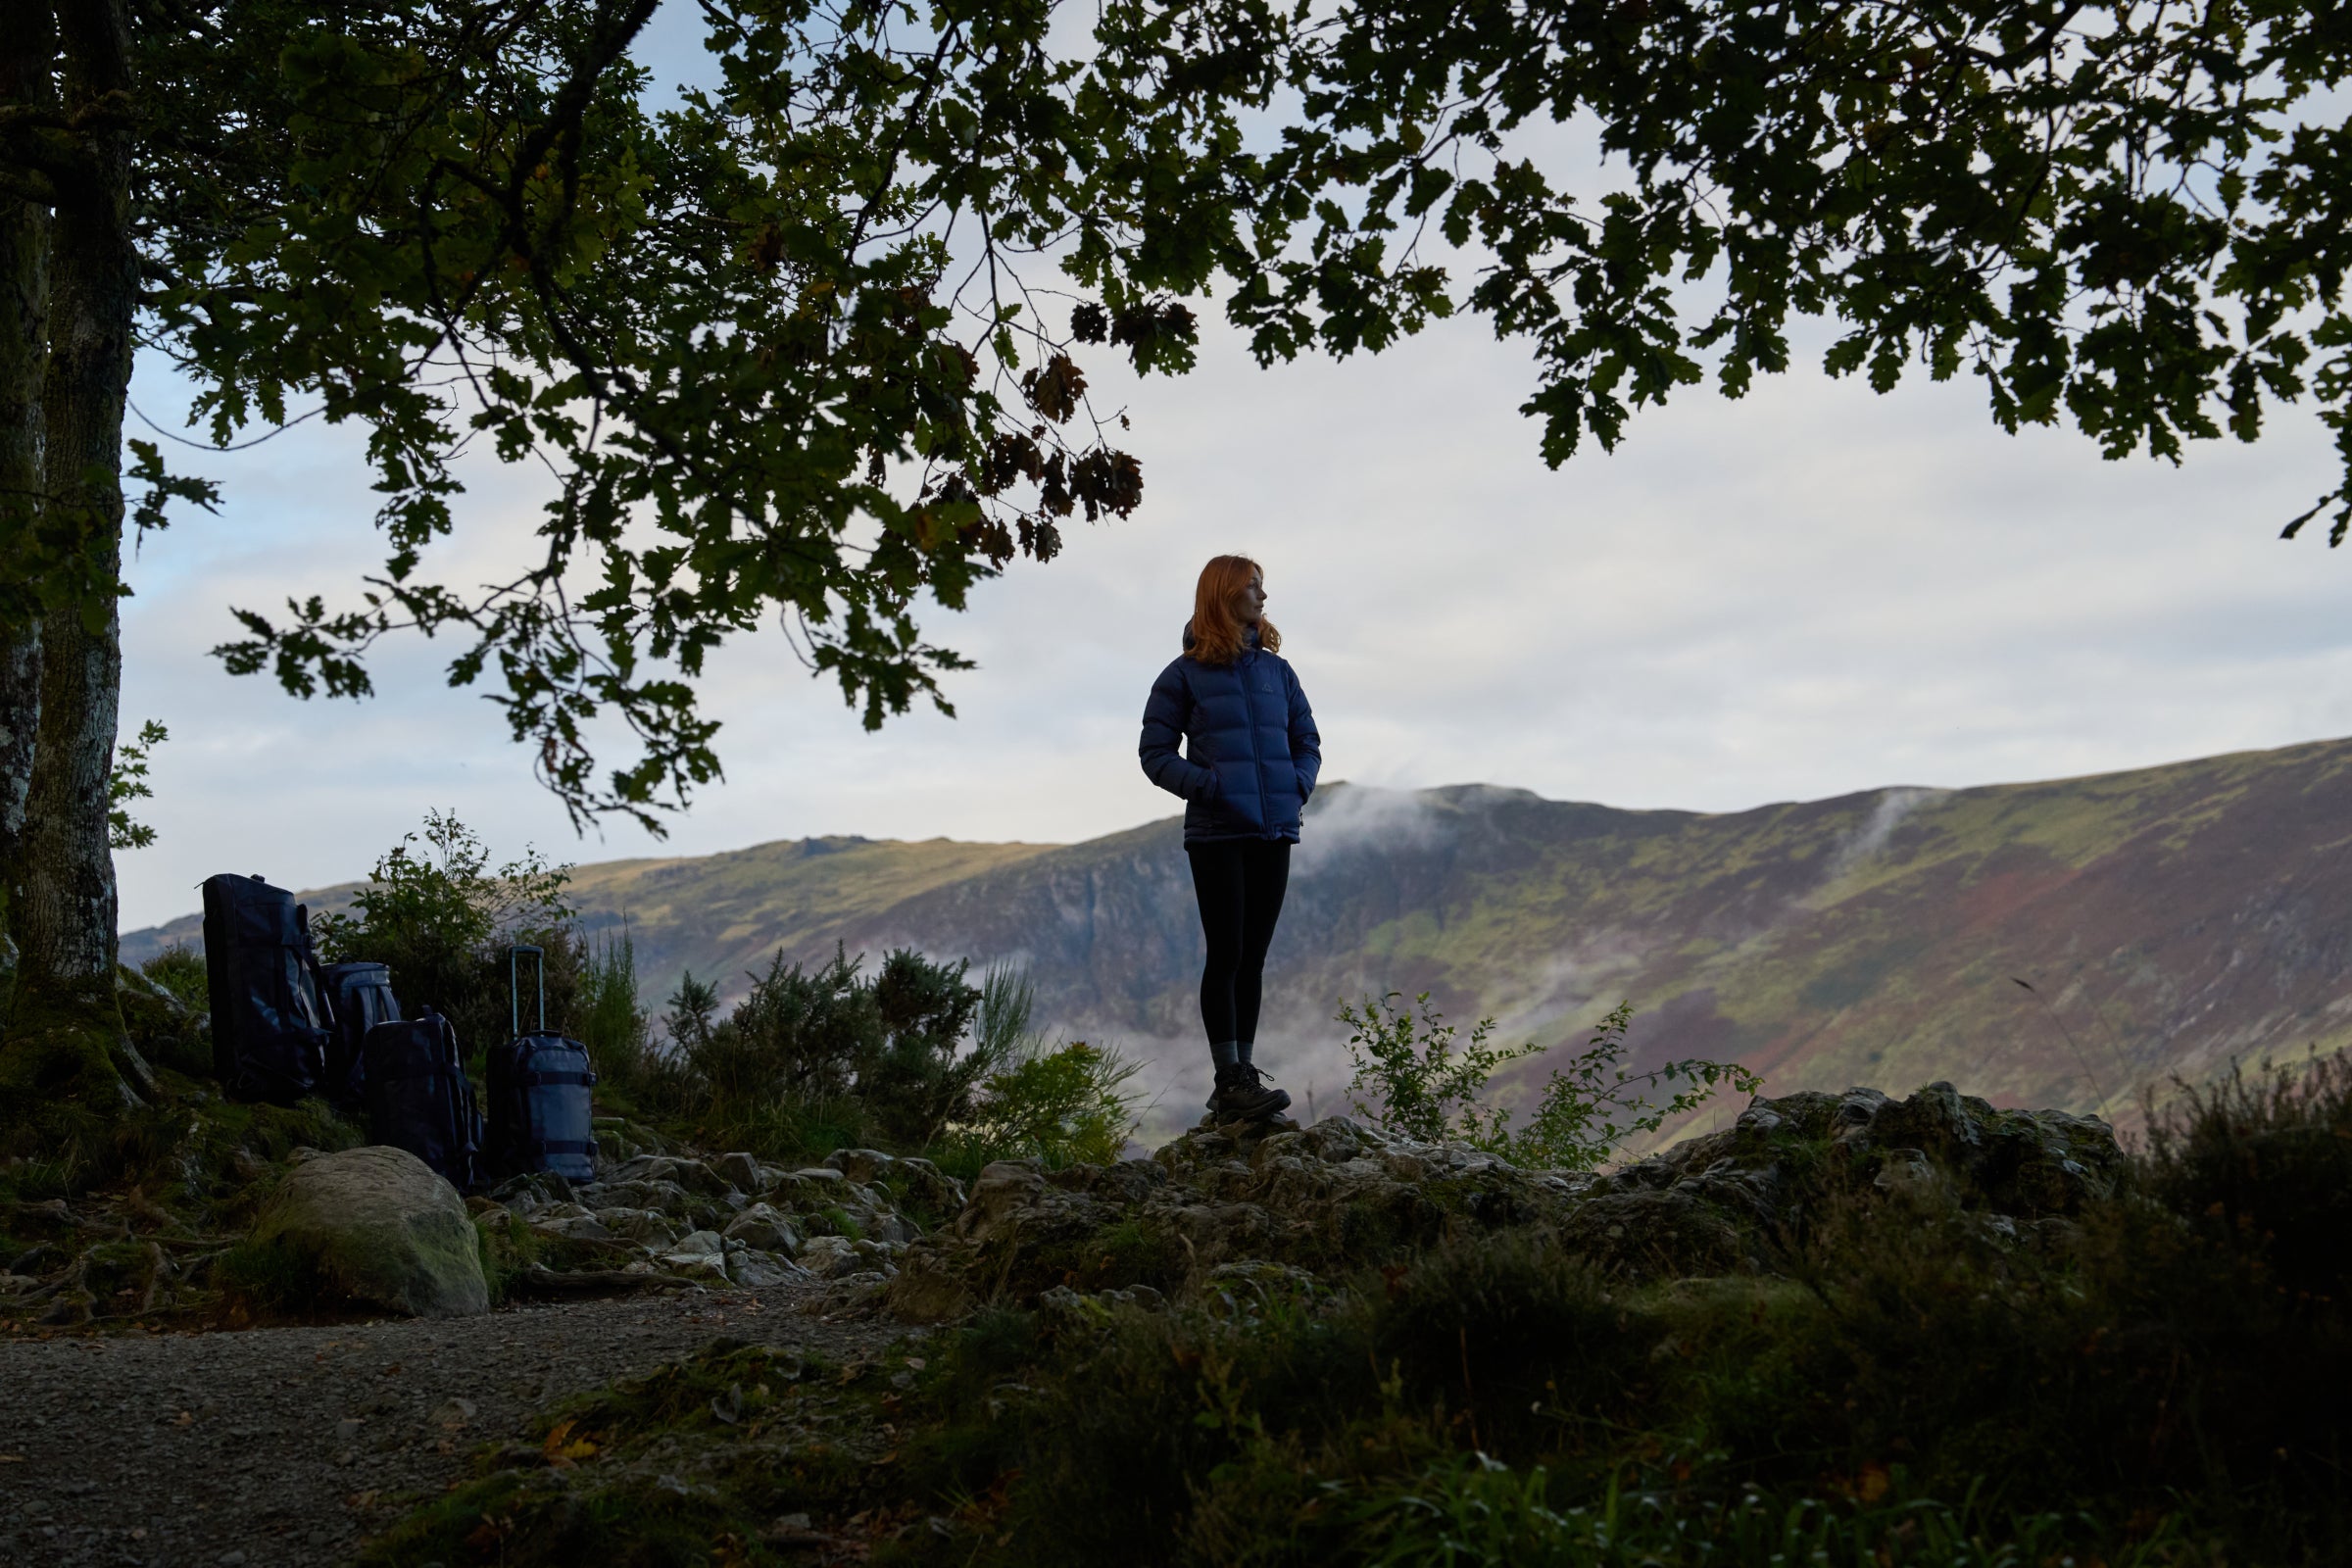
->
xmin=0 ymin=1284 xmax=897 ymax=1567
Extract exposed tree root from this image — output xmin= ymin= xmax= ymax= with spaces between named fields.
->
xmin=0 ymin=984 xmax=151 ymax=1187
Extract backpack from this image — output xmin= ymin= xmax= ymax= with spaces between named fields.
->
xmin=199 ymin=873 xmax=333 ymax=1105
xmin=319 ymin=961 xmax=401 ymax=1113
xmin=362 ymin=1009 xmax=482 ymax=1191
xmin=483 ymin=944 xmax=600 ymax=1184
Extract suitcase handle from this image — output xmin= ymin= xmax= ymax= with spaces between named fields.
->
xmin=509 ymin=944 xmax=545 ymax=1036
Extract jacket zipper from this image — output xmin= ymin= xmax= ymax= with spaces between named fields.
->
xmin=1243 ymin=650 xmax=1269 ymax=838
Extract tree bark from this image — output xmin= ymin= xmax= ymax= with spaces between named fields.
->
xmin=0 ymin=0 xmax=152 ymax=1152
xmin=0 ymin=1 xmax=54 ymax=1011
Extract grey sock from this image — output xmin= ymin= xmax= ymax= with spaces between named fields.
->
xmin=1236 ymin=1039 xmax=1255 ymax=1067
xmin=1209 ymin=1040 xmax=1240 ymax=1072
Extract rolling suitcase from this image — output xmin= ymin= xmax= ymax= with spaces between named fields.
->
xmin=483 ymin=944 xmax=599 ymax=1184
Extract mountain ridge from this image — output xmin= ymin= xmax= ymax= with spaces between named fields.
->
xmin=125 ymin=736 xmax=2352 ymax=1134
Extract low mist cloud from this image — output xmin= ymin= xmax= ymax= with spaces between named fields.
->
xmin=1829 ymin=787 xmax=1951 ymax=878
xmin=1293 ymin=784 xmax=1452 ymax=873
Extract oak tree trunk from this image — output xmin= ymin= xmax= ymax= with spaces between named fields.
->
xmin=0 ymin=0 xmax=154 ymax=1159
xmin=0 ymin=0 xmax=54 ymax=1004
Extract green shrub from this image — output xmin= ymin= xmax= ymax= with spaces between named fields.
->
xmin=860 ymin=948 xmax=994 ymax=1145
xmin=654 ymin=948 xmax=1031 ymax=1161
xmin=679 ymin=948 xmax=877 ymax=1105
xmin=312 ymin=808 xmax=579 ymax=1061
xmin=697 ymin=1092 xmax=875 ymax=1165
xmin=571 ymin=923 xmax=670 ymax=1102
xmin=124 ymin=949 xmax=212 ymax=1077
xmin=1336 ymin=994 xmax=1758 ymax=1171
xmin=861 ymin=1063 xmax=2352 ymax=1566
xmin=935 ymin=971 xmax=1141 ymax=1178
xmin=138 ymin=943 xmax=208 ymax=1010
xmin=473 ymin=1207 xmax=544 ymax=1305
xmin=2141 ymin=1049 xmax=2352 ymax=1301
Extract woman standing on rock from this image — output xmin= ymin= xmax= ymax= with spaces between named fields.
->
xmin=1138 ymin=554 xmax=1320 ymax=1122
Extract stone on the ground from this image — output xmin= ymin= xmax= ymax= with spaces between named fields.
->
xmin=729 ymin=1250 xmax=808 ymax=1289
xmin=824 ymin=1148 xmax=895 ymax=1184
xmin=713 ymin=1152 xmax=763 ymax=1192
xmin=887 ymin=1156 xmax=968 ymax=1215
xmin=1560 ymin=1081 xmax=2124 ymax=1275
xmin=596 ymin=1206 xmax=680 ymax=1246
xmin=488 ymin=1170 xmax=575 ymax=1215
xmin=582 ymin=1178 xmax=716 ymax=1226
xmin=723 ymin=1202 xmax=802 ymax=1257
xmin=658 ymin=1231 xmax=730 ymax=1280
xmin=764 ymin=1167 xmax=849 ymax=1204
xmin=799 ymin=1235 xmax=860 ymax=1279
xmin=526 ymin=1202 xmax=615 ymax=1243
xmin=246 ymin=1146 xmax=490 ymax=1318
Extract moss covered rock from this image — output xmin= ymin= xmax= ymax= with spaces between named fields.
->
xmin=246 ymin=1146 xmax=489 ymax=1317
xmin=884 ymin=1114 xmax=1591 ymax=1321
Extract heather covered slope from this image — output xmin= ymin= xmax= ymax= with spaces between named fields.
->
xmin=126 ymin=737 xmax=2352 ymax=1122
xmin=782 ymin=737 xmax=2352 ymax=1124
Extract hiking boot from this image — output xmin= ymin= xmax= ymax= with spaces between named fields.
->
xmin=1206 ymin=1062 xmax=1292 ymax=1122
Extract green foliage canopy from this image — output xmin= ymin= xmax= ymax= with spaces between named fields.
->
xmin=104 ymin=719 xmax=167 ymax=852
xmin=124 ymin=0 xmax=1239 ymax=829
xmin=1226 ymin=2 xmax=2352 ymax=518
xmin=95 ymin=1 xmax=2352 ymax=828
xmin=312 ymin=808 xmax=573 ymax=1033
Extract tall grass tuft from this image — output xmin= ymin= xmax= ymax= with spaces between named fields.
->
xmin=933 ymin=970 xmax=1141 ymax=1180
xmin=572 ymin=923 xmax=665 ymax=1099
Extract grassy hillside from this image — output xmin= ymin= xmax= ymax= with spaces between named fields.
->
xmin=125 ymin=738 xmax=2352 ymax=1132
xmin=122 ymin=834 xmax=1056 ymax=1014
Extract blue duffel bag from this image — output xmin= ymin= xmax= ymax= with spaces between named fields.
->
xmin=200 ymin=873 xmax=332 ymax=1105
xmin=319 ymin=960 xmax=400 ymax=1114
xmin=362 ymin=1008 xmax=482 ymax=1191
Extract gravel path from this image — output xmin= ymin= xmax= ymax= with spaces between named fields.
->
xmin=0 ymin=1284 xmax=897 ymax=1568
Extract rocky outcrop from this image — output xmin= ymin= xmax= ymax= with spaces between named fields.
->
xmin=887 ymin=1112 xmax=1588 ymax=1322
xmin=883 ymin=1083 xmax=2123 ymax=1321
xmin=248 ymin=1146 xmax=490 ymax=1318
xmin=477 ymin=1142 xmax=961 ymax=1291
xmin=1557 ymin=1081 xmax=2121 ymax=1276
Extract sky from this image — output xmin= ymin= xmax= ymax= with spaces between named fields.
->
xmin=108 ymin=30 xmax=2352 ymax=933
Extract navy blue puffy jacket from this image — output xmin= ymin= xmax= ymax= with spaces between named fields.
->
xmin=1139 ymin=627 xmax=1322 ymax=844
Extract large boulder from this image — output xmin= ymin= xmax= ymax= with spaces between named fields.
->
xmin=247 ymin=1146 xmax=490 ymax=1318
xmin=1564 ymin=1081 xmax=2124 ymax=1277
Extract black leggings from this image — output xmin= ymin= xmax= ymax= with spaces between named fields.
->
xmin=1186 ymin=840 xmax=1292 ymax=1047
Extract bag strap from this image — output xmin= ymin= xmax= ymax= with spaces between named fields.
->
xmin=517 ymin=1069 xmax=597 ymax=1088
xmin=372 ymin=1063 xmax=459 ymax=1083
xmin=525 ymin=1139 xmax=597 ymax=1156
xmin=294 ymin=903 xmax=334 ymax=1035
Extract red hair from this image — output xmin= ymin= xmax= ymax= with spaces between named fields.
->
xmin=1189 ymin=555 xmax=1280 ymax=666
